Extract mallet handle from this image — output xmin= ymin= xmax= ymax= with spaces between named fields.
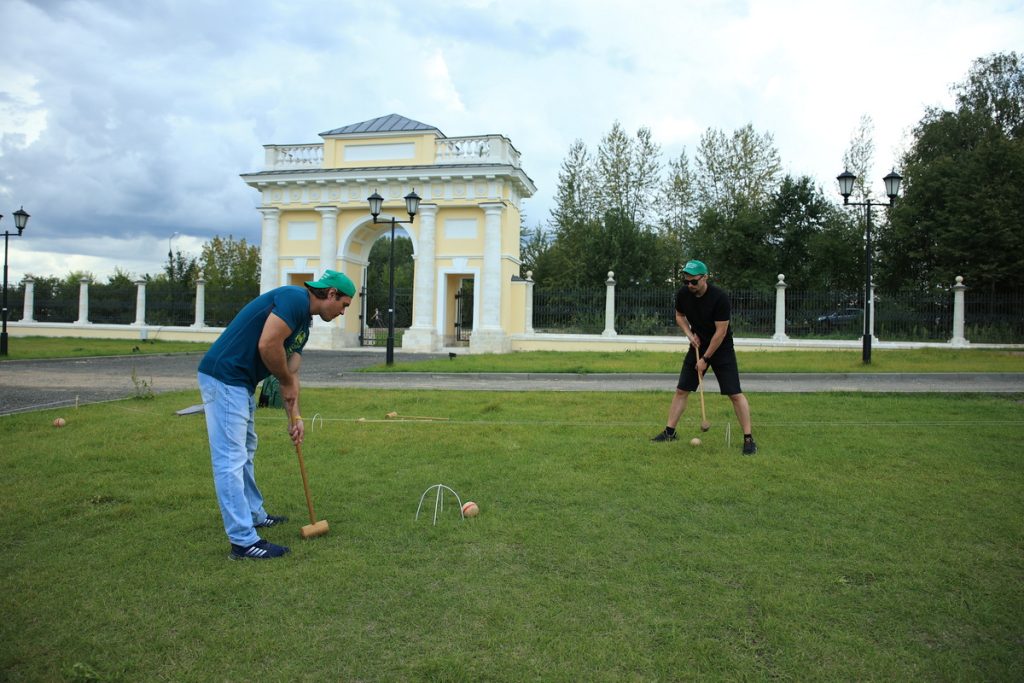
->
xmin=290 ymin=415 xmax=318 ymax=525
xmin=693 ymin=343 xmax=708 ymax=426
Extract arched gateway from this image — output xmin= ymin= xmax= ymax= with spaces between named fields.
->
xmin=241 ymin=114 xmax=537 ymax=353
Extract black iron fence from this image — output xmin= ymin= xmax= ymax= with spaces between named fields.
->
xmin=360 ymin=287 xmax=412 ymax=347
xmin=533 ymin=288 xmax=606 ymax=334
xmin=965 ymin=288 xmax=1024 ymax=343
xmin=534 ymin=285 xmax=1024 ymax=343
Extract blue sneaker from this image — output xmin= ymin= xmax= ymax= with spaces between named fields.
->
xmin=255 ymin=514 xmax=289 ymax=528
xmin=230 ymin=539 xmax=290 ymax=560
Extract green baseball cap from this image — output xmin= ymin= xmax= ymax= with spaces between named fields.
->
xmin=305 ymin=270 xmax=356 ymax=297
xmin=682 ymin=259 xmax=708 ymax=276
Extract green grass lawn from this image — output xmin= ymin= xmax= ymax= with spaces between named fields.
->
xmin=0 ymin=336 xmax=210 ymax=360
xmin=370 ymin=348 xmax=1024 ymax=374
xmin=2 ymin=389 xmax=1022 ymax=681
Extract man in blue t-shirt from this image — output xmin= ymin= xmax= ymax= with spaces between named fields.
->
xmin=651 ymin=259 xmax=757 ymax=455
xmin=197 ymin=270 xmax=355 ymax=559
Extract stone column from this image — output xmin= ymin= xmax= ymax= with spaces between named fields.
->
xmin=22 ymin=277 xmax=35 ymax=322
xmin=772 ymin=274 xmax=789 ymax=341
xmin=258 ymin=207 xmax=281 ymax=293
xmin=75 ymin=277 xmax=91 ymax=325
xmin=602 ymin=271 xmax=617 ymax=336
xmin=133 ymin=278 xmax=146 ymax=326
xmin=315 ymin=206 xmax=339 ymax=273
xmin=470 ymin=202 xmax=511 ymax=353
xmin=480 ymin=203 xmax=503 ymax=330
xmin=525 ymin=271 xmax=534 ymax=334
xmin=949 ymin=275 xmax=968 ymax=347
xmin=193 ymin=274 xmax=206 ymax=328
xmin=402 ymin=203 xmax=439 ymax=351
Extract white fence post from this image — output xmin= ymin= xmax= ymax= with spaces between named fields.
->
xmin=75 ymin=277 xmax=91 ymax=325
xmin=525 ymin=270 xmax=535 ymax=334
xmin=133 ymin=279 xmax=147 ymax=326
xmin=773 ymin=274 xmax=789 ymax=341
xmin=950 ymin=275 xmax=968 ymax=347
xmin=602 ymin=271 xmax=617 ymax=337
xmin=22 ymin=277 xmax=35 ymax=322
xmin=869 ymin=280 xmax=878 ymax=342
xmin=193 ymin=274 xmax=206 ymax=328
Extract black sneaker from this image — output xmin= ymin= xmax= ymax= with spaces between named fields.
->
xmin=651 ymin=429 xmax=678 ymax=442
xmin=255 ymin=514 xmax=289 ymax=528
xmin=230 ymin=539 xmax=290 ymax=560
xmin=742 ymin=437 xmax=758 ymax=455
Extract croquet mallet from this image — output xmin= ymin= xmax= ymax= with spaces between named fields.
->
xmin=290 ymin=414 xmax=329 ymax=539
xmin=695 ymin=349 xmax=711 ymax=432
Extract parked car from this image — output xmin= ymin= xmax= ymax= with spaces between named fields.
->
xmin=814 ymin=307 xmax=863 ymax=330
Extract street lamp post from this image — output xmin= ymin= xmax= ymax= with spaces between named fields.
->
xmin=837 ymin=169 xmax=902 ymax=364
xmin=1 ymin=207 xmax=31 ymax=356
xmin=367 ymin=189 xmax=421 ymax=366
xmin=168 ymin=231 xmax=180 ymax=263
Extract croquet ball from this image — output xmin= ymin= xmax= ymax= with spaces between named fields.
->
xmin=690 ymin=437 xmax=701 ymax=447
xmin=53 ymin=417 xmax=66 ymax=428
xmin=462 ymin=501 xmax=479 ymax=517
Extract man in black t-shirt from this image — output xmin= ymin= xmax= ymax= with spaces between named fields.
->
xmin=651 ymin=259 xmax=757 ymax=455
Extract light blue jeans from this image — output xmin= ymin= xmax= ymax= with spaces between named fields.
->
xmin=198 ymin=372 xmax=270 ymax=546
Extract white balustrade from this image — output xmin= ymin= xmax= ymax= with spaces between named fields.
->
xmin=264 ymin=144 xmax=324 ymax=170
xmin=435 ymin=136 xmax=522 ymax=167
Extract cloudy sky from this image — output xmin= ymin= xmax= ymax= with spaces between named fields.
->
xmin=1 ymin=0 xmax=1021 ymax=283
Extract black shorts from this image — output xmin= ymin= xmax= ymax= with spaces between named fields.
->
xmin=677 ymin=346 xmax=743 ymax=396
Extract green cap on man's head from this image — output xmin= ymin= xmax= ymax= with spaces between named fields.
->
xmin=305 ymin=270 xmax=356 ymax=298
xmin=682 ymin=259 xmax=708 ymax=276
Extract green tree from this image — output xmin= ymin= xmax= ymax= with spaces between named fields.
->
xmin=695 ymin=124 xmax=781 ymax=211
xmin=200 ymin=235 xmax=260 ymax=298
xmin=658 ymin=149 xmax=699 ymax=286
xmin=841 ymin=114 xmax=876 ymax=203
xmin=519 ymin=224 xmax=551 ymax=278
xmin=366 ymin=234 xmax=414 ymax=293
xmin=690 ymin=199 xmax=772 ymax=290
xmin=107 ymin=267 xmax=135 ymax=286
xmin=768 ymin=175 xmax=861 ymax=291
xmin=543 ymin=123 xmax=665 ymax=287
xmin=882 ymin=51 xmax=1024 ymax=292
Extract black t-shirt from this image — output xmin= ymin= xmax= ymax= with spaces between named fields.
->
xmin=674 ymin=283 xmax=734 ymax=353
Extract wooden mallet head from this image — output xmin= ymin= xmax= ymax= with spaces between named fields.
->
xmin=301 ymin=519 xmax=330 ymax=539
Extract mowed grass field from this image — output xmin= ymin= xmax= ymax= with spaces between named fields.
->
xmin=1 ymin=389 xmax=1022 ymax=681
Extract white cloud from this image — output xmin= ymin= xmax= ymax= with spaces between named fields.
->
xmin=423 ymin=50 xmax=467 ymax=113
xmin=0 ymin=0 xmax=1021 ymax=281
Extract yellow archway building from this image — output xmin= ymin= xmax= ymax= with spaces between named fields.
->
xmin=241 ymin=114 xmax=537 ymax=353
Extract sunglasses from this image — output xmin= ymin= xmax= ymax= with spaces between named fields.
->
xmin=684 ymin=277 xmax=703 ymax=285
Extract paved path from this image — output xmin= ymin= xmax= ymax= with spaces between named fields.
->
xmin=2 ymin=350 xmax=1022 ymax=415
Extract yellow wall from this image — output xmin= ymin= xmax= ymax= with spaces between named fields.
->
xmin=322 ymin=133 xmax=438 ymax=168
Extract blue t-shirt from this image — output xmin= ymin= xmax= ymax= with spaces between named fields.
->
xmin=198 ymin=286 xmax=312 ymax=391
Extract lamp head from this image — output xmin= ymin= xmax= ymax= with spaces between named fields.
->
xmin=836 ymin=170 xmax=856 ymax=204
xmin=367 ymin=191 xmax=384 ymax=219
xmin=883 ymin=170 xmax=902 ymax=201
xmin=13 ymin=207 xmax=29 ymax=234
xmin=404 ymin=189 xmax=421 ymax=218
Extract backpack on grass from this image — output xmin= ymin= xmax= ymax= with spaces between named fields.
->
xmin=258 ymin=376 xmax=283 ymax=408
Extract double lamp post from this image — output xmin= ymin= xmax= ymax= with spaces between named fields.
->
xmin=1 ymin=206 xmax=31 ymax=356
xmin=367 ymin=189 xmax=421 ymax=367
xmin=836 ymin=169 xmax=902 ymax=364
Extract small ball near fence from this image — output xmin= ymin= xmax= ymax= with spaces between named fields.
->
xmin=53 ymin=417 xmax=66 ymax=428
